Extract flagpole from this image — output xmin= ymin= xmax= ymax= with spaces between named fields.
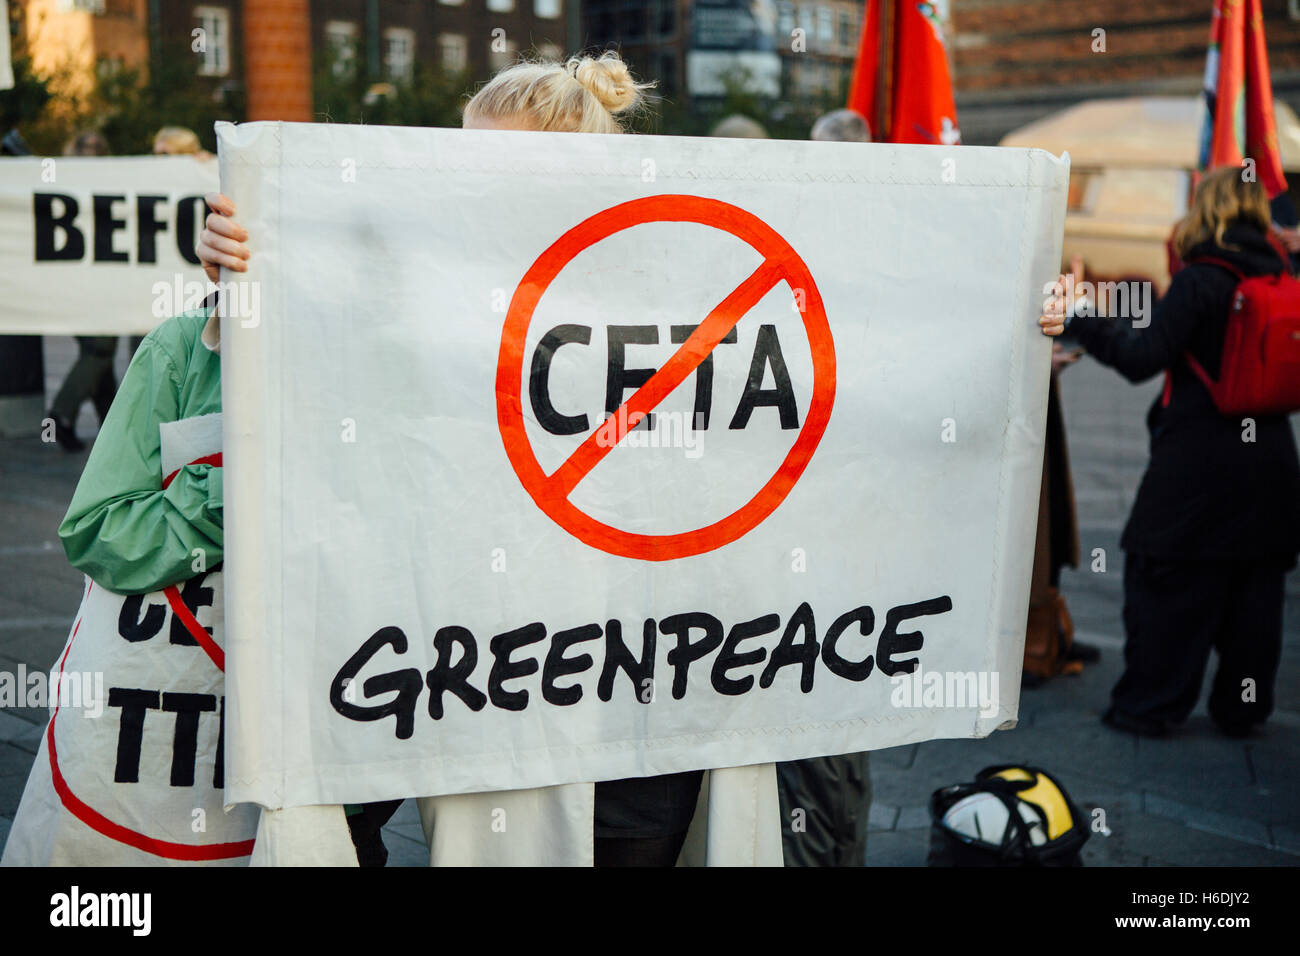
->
xmin=875 ymin=0 xmax=893 ymax=141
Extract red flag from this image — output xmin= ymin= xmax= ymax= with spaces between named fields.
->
xmin=847 ymin=1 xmax=960 ymax=146
xmin=1200 ymin=0 xmax=1287 ymax=196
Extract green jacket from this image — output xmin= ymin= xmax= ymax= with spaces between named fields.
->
xmin=58 ymin=308 xmax=223 ymax=595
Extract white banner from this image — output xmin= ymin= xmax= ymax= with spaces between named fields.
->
xmin=220 ymin=121 xmax=1068 ymax=809
xmin=0 ymin=155 xmax=217 ymax=335
xmin=2 ymin=413 xmax=259 ymax=865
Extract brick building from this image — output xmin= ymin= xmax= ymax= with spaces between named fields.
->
xmin=12 ymin=0 xmax=569 ymax=111
xmin=580 ymin=0 xmax=862 ymax=106
xmin=17 ymin=0 xmax=151 ymax=97
xmin=149 ymin=0 xmax=567 ymax=98
xmin=774 ymin=0 xmax=859 ymax=102
xmin=949 ymin=0 xmax=1300 ymax=145
xmin=18 ymin=0 xmax=1300 ymax=139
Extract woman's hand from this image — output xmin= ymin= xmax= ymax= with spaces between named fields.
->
xmin=197 ymin=192 xmax=250 ymax=283
xmin=1040 ymin=256 xmax=1088 ymax=337
xmin=1039 ymin=274 xmax=1068 ymax=337
xmin=1051 ymin=341 xmax=1083 ymax=372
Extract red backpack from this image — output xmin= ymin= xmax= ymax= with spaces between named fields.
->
xmin=1167 ymin=243 xmax=1300 ymax=416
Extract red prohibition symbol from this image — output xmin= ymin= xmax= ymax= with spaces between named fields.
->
xmin=496 ymin=194 xmax=837 ymax=562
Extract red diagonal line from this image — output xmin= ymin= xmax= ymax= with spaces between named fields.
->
xmin=547 ymin=257 xmax=786 ymax=498
xmin=164 ymin=584 xmax=225 ymax=672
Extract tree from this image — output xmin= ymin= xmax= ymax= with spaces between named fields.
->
xmin=5 ymin=37 xmax=243 ymax=156
xmin=314 ymin=50 xmax=467 ymax=129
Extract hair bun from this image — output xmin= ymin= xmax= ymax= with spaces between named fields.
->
xmin=568 ymin=53 xmax=642 ymax=114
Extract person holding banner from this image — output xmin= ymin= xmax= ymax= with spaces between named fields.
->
xmin=194 ymin=52 xmax=1071 ymax=868
xmin=1064 ymin=167 xmax=1300 ymax=739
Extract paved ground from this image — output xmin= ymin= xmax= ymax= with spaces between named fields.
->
xmin=1 ymin=336 xmax=1297 ymax=866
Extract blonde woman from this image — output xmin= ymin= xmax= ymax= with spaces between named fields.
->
xmin=199 ymin=52 xmax=1070 ymax=866
xmin=1064 ymin=166 xmax=1300 ymax=739
xmin=153 ymin=125 xmax=213 ymax=159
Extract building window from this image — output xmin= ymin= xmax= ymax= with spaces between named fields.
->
xmin=439 ymin=33 xmax=469 ymax=73
xmin=536 ymin=41 xmax=562 ymax=62
xmin=1067 ymin=171 xmax=1098 ymax=214
xmin=488 ymin=38 xmax=519 ymax=72
xmin=816 ymin=6 xmax=833 ymax=46
xmin=194 ymin=6 xmax=230 ymax=78
xmin=325 ymin=21 xmax=359 ymax=79
xmin=58 ymin=0 xmax=106 ymax=13
xmin=535 ymin=0 xmax=562 ymax=18
xmin=838 ymin=9 xmax=853 ymax=50
xmin=487 ymin=0 xmax=515 ymax=12
xmin=777 ymin=1 xmax=795 ymax=37
xmin=623 ymin=5 xmax=645 ymax=41
xmin=656 ymin=49 xmax=677 ymax=96
xmin=797 ymin=4 xmax=815 ymax=40
xmin=439 ymin=0 xmax=465 ymax=5
xmin=384 ymin=27 xmax=415 ymax=82
xmin=656 ymin=0 xmax=676 ymax=37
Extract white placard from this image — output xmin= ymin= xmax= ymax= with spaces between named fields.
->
xmin=219 ymin=120 xmax=1068 ymax=809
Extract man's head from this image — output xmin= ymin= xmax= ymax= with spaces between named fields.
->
xmin=811 ymin=110 xmax=872 ymax=144
xmin=709 ymin=115 xmax=769 ymax=139
xmin=63 ymin=131 xmax=109 ymax=156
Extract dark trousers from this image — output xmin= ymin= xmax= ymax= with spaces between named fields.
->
xmin=593 ymin=831 xmax=690 ymax=867
xmin=346 ymin=800 xmax=404 ymax=866
xmin=50 ymin=336 xmax=118 ymax=425
xmin=1114 ymin=553 xmax=1287 ymax=729
xmin=776 ymin=753 xmax=870 ymax=866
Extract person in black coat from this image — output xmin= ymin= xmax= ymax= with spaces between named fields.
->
xmin=1066 ymin=166 xmax=1300 ymax=738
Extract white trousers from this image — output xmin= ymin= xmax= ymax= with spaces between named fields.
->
xmin=249 ymin=763 xmax=783 ymax=867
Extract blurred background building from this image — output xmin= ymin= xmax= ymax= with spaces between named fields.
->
xmin=951 ymin=0 xmax=1300 ymax=145
xmin=5 ymin=1 xmax=1300 ymax=144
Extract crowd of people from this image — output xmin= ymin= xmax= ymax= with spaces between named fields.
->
xmin=9 ymin=49 xmax=1298 ymax=867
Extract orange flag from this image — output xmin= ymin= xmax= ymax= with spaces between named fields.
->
xmin=848 ymin=1 xmax=960 ymax=146
xmin=1199 ymin=0 xmax=1287 ymax=196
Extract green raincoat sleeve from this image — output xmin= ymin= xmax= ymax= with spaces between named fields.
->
xmin=57 ymin=314 xmax=223 ymax=595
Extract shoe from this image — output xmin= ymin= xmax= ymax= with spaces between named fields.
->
xmin=1067 ymin=640 xmax=1101 ymax=664
xmin=1102 ymin=706 xmax=1168 ymax=738
xmin=1209 ymin=707 xmax=1260 ymax=739
xmin=1213 ymin=720 xmax=1255 ymax=739
xmin=46 ymin=411 xmax=84 ymax=452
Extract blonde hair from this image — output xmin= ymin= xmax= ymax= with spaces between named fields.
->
xmin=464 ymin=52 xmax=652 ymax=134
xmin=153 ymin=126 xmax=202 ymax=155
xmin=1173 ymin=166 xmax=1272 ymax=258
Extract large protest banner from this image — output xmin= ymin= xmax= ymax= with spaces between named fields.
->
xmin=0 ymin=156 xmax=217 ymax=334
xmin=219 ymin=120 xmax=1068 ymax=809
